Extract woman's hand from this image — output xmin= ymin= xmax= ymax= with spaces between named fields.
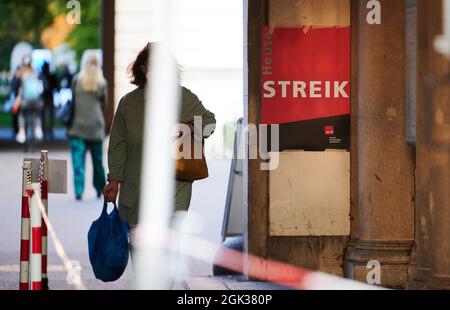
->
xmin=103 ymin=180 xmax=119 ymax=202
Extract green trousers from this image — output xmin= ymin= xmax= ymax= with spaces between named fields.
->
xmin=69 ymin=137 xmax=106 ymax=198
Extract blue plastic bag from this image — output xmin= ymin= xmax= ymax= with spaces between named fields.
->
xmin=88 ymin=200 xmax=129 ymax=282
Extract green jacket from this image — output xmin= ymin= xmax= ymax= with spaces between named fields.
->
xmin=68 ymin=76 xmax=108 ymax=141
xmin=107 ymin=86 xmax=216 ymax=214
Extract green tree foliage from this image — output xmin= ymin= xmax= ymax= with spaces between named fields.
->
xmin=0 ymin=0 xmax=101 ymax=71
xmin=0 ymin=0 xmax=55 ymax=70
xmin=58 ymin=0 xmax=101 ymax=63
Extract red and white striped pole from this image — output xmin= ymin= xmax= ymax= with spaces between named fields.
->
xmin=19 ymin=160 xmax=32 ymax=290
xmin=28 ymin=183 xmax=42 ymax=290
xmin=40 ymin=150 xmax=49 ymax=289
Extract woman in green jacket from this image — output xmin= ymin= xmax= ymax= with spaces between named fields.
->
xmin=69 ymin=54 xmax=108 ymax=200
xmin=103 ymin=43 xmax=216 ymax=228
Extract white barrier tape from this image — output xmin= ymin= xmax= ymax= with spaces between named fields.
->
xmin=25 ymin=191 xmax=383 ymax=291
xmin=133 ymin=227 xmax=385 ymax=290
xmin=30 ymin=189 xmax=86 ymax=290
xmin=302 ymin=271 xmax=382 ymax=291
xmin=23 ymin=184 xmax=382 ymax=290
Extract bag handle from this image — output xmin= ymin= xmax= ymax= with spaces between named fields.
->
xmin=102 ymin=199 xmax=118 ymax=215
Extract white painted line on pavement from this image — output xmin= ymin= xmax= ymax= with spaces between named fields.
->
xmin=0 ymin=264 xmax=67 ymax=272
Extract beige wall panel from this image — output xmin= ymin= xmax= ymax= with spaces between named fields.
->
xmin=269 ymin=0 xmax=350 ymax=27
xmin=269 ymin=151 xmax=350 ymax=236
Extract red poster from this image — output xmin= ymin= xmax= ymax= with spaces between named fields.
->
xmin=261 ymin=26 xmax=350 ymax=124
xmin=261 ymin=26 xmax=351 ymax=150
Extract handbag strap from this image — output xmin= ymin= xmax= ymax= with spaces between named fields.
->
xmin=68 ymin=77 xmax=77 ymax=128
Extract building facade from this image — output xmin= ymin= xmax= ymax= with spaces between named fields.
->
xmin=245 ymin=0 xmax=450 ymax=289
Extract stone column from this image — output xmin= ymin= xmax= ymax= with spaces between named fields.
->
xmin=406 ymin=0 xmax=443 ymax=290
xmin=426 ymin=115 xmax=450 ymax=289
xmin=344 ymin=0 xmax=361 ymax=276
xmin=345 ymin=0 xmax=415 ymax=288
xmin=424 ymin=10 xmax=450 ymax=288
xmin=247 ymin=0 xmax=270 ymax=280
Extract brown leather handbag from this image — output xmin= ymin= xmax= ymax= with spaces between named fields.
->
xmin=175 ymin=134 xmax=209 ymax=182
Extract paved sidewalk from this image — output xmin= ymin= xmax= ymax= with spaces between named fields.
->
xmin=179 ymin=276 xmax=290 ymax=290
xmin=0 ymin=148 xmax=235 ymax=290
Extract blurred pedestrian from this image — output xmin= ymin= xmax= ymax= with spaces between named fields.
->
xmin=103 ymin=43 xmax=216 ymax=229
xmin=68 ymin=54 xmax=107 ymax=201
xmin=12 ymin=55 xmax=44 ymax=144
xmin=60 ymin=64 xmax=73 ymax=89
xmin=40 ymin=62 xmax=58 ymax=139
xmin=9 ymin=66 xmax=21 ymax=135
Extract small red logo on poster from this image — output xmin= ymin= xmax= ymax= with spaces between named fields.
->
xmin=325 ymin=125 xmax=334 ymax=136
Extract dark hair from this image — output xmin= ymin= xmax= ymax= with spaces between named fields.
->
xmin=128 ymin=43 xmax=151 ymax=88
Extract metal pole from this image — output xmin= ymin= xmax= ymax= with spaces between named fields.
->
xmin=29 ymin=183 xmax=42 ymax=290
xmin=19 ymin=160 xmax=32 ymax=290
xmin=39 ymin=150 xmax=48 ymax=290
xmin=40 ymin=150 xmax=49 ymax=289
